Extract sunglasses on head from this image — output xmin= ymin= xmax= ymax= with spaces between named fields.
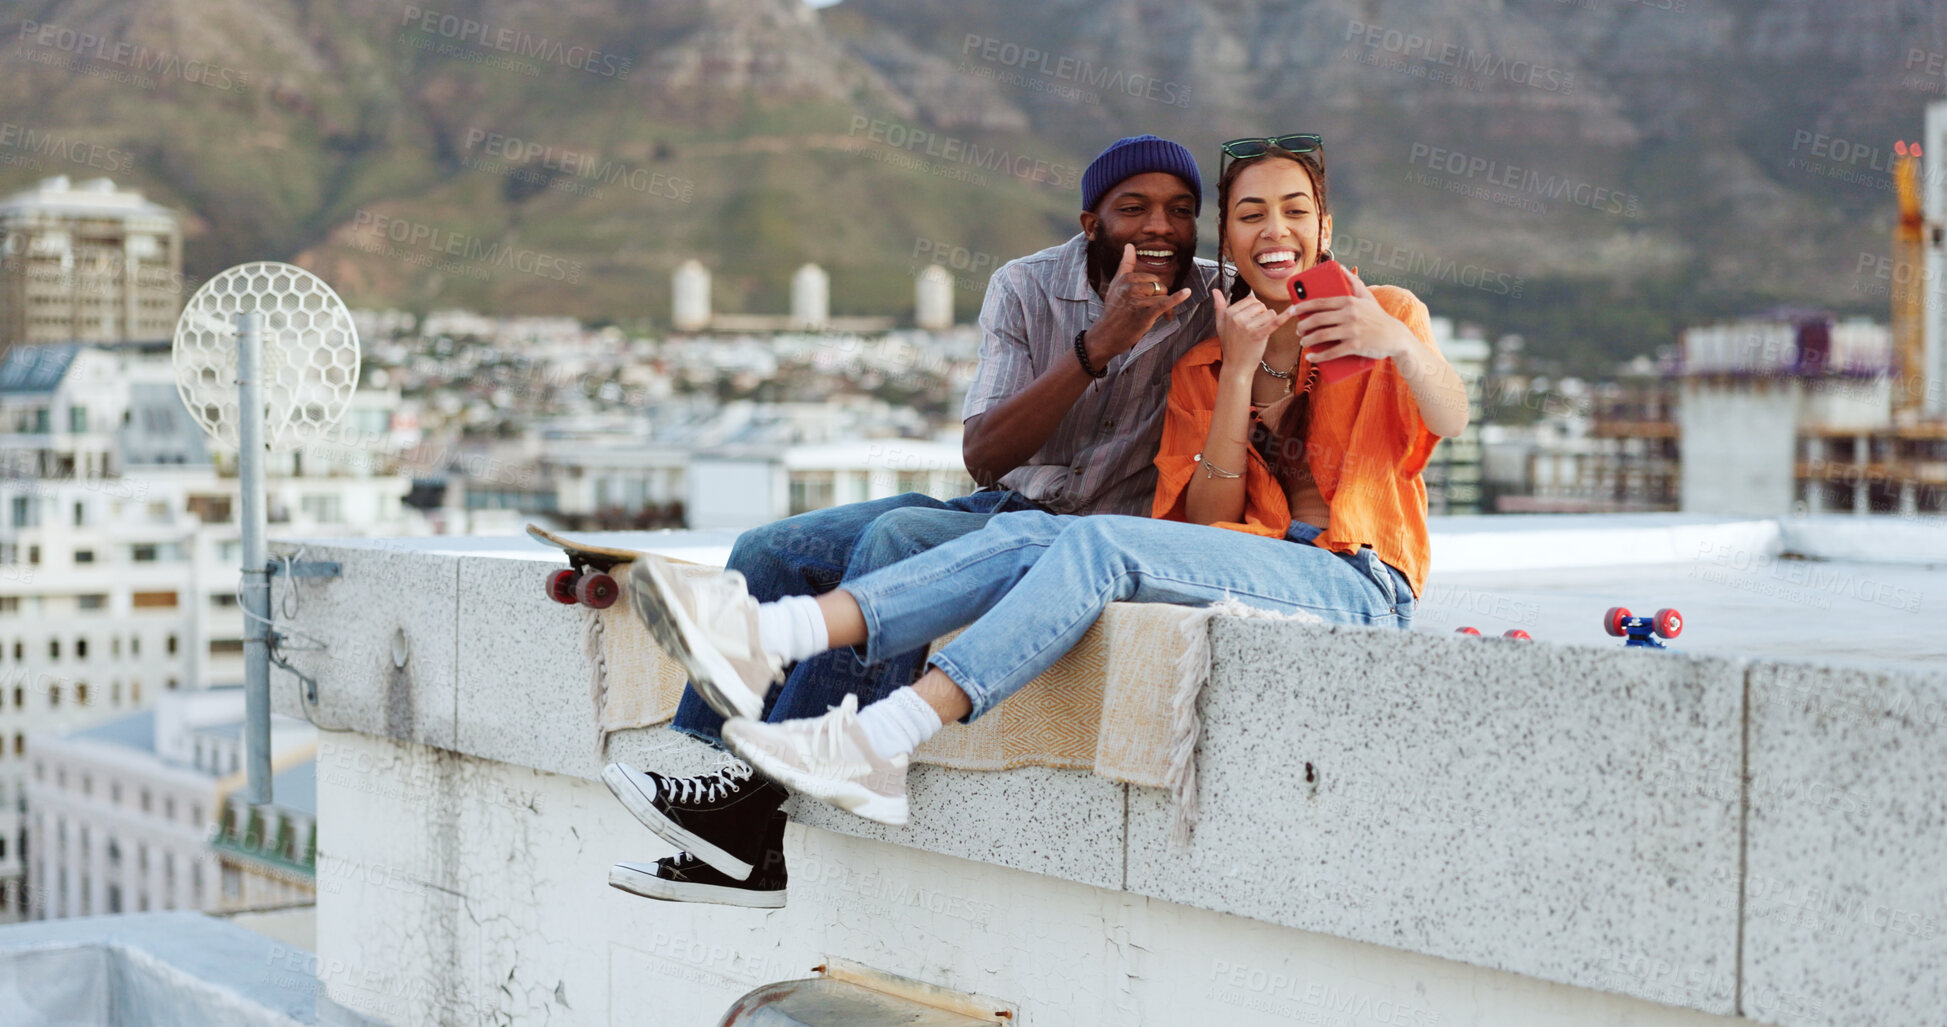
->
xmin=1220 ymin=133 xmax=1323 ymax=167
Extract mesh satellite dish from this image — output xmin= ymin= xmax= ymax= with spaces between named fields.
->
xmin=173 ymin=261 xmax=361 ymax=450
xmin=172 ymin=261 xmax=360 ymax=807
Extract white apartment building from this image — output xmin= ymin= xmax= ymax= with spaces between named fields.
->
xmin=539 ymin=438 xmax=688 ymax=519
xmin=688 ymin=437 xmax=976 ymax=532
xmin=24 ymin=687 xmax=316 ymax=921
xmin=0 ymin=341 xmax=421 ymax=922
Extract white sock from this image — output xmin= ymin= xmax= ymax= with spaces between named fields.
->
xmin=754 ymin=595 xmax=829 ymax=664
xmin=855 ymin=686 xmax=944 ymax=760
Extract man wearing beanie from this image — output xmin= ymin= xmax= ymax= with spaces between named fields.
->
xmin=962 ymin=132 xmax=1215 ymax=509
xmin=604 ymin=135 xmax=1218 ymax=907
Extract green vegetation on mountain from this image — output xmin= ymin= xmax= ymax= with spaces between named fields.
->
xmin=3 ymin=0 xmax=1940 ymax=373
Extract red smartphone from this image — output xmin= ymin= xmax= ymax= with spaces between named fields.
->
xmin=1287 ymin=259 xmax=1374 ymax=384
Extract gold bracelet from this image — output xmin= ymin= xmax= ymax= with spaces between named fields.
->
xmin=1193 ymin=452 xmax=1243 ymax=479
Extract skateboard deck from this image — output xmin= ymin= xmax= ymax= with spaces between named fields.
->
xmin=527 ymin=523 xmax=642 ymax=609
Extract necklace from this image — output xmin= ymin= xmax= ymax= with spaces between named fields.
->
xmin=1258 ymin=357 xmax=1300 ymax=395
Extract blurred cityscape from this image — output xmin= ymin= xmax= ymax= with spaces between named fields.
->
xmin=3 ymin=108 xmax=1944 ymax=924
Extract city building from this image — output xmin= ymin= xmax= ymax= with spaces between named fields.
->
xmin=0 ymin=176 xmax=183 ymax=352
xmin=688 ymin=436 xmax=975 ymax=532
xmin=1424 ymin=318 xmax=1488 ymax=515
xmin=23 ymin=687 xmax=316 ymax=921
xmin=1679 ymin=314 xmax=1947 ymax=517
xmin=402 ymin=319 xmax=978 ymax=531
xmin=1922 ymin=100 xmax=1947 ymax=417
xmin=0 ymin=341 xmax=421 ymax=922
xmin=535 ymin=437 xmax=689 ymax=529
xmin=1588 ymin=372 xmax=1681 ymax=511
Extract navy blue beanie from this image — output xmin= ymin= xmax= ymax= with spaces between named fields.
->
xmin=1081 ymin=135 xmax=1203 ymax=216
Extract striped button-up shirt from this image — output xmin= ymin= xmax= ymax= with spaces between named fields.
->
xmin=963 ymin=234 xmax=1219 ymax=516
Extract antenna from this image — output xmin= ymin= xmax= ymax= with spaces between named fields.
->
xmin=173 ymin=262 xmax=360 ymax=805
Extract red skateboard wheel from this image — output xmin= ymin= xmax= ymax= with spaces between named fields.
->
xmin=577 ymin=572 xmax=619 ymax=609
xmin=1653 ymin=608 xmax=1683 ymax=639
xmin=546 ymin=568 xmax=579 ymax=605
xmin=1455 ymin=626 xmax=1481 ymax=636
xmin=1603 ymin=606 xmax=1631 ymax=637
xmin=1503 ymin=629 xmax=1532 ymax=641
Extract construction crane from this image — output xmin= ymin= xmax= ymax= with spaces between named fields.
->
xmin=1893 ymin=139 xmax=1926 ymax=420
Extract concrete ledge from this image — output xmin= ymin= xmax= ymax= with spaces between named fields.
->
xmin=1742 ymin=660 xmax=1947 ymax=1026
xmin=453 ymin=553 xmax=604 ymax=778
xmin=272 ymin=542 xmax=459 ymax=750
xmin=274 ymin=530 xmax=1947 ymax=1026
xmin=313 ymin=731 xmax=1746 ymax=1027
xmin=1126 ymin=620 xmax=1744 ymax=1014
xmin=786 ymin=764 xmax=1127 ymax=891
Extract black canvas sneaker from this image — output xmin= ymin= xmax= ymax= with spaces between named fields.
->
xmin=609 ymin=810 xmax=788 ymax=908
xmin=602 ymin=756 xmax=788 ymax=880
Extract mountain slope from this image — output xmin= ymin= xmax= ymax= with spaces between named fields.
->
xmin=2 ymin=0 xmax=1941 ymax=369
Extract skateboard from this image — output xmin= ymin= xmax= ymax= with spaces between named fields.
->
xmin=1456 ymin=627 xmax=1532 ymax=640
xmin=526 ymin=523 xmax=636 ymax=609
xmin=1603 ymin=606 xmax=1683 ymax=649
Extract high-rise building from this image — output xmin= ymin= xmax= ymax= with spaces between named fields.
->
xmin=1426 ymin=318 xmax=1488 ymax=515
xmin=0 ymin=177 xmax=183 ymax=352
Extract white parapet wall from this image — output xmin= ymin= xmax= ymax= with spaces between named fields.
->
xmin=309 ymin=728 xmax=1749 ymax=1027
xmin=269 ymin=530 xmax=1947 ymax=1027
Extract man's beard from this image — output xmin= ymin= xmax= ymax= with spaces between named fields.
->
xmin=1085 ymin=233 xmax=1195 ymax=296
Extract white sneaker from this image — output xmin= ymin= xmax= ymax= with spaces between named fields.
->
xmin=627 ymin=556 xmax=782 ymax=720
xmin=722 ymin=695 xmax=910 ymax=826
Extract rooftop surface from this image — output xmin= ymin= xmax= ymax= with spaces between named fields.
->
xmin=0 ymin=911 xmax=310 ymax=1026
xmin=72 ymin=709 xmax=157 ymax=754
xmin=1418 ymin=560 xmax=1946 ymax=671
xmin=66 ymin=707 xmax=318 ymax=815
xmin=0 ymin=344 xmax=78 ymax=394
xmin=270 ymin=760 xmax=316 ymax=815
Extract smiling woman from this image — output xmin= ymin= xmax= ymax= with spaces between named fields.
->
xmin=1183 ymin=140 xmax=1471 ymax=534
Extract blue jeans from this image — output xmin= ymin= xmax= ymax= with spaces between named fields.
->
xmin=670 ymin=490 xmax=1047 ymax=743
xmin=843 ymin=511 xmax=1415 ymax=721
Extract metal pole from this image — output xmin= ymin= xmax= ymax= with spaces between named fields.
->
xmin=238 ymin=311 xmax=273 ymax=805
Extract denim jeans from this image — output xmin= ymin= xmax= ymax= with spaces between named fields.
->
xmin=842 ymin=511 xmax=1415 ymax=721
xmin=670 ymin=490 xmax=1047 ymax=743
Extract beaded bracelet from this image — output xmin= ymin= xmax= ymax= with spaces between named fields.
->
xmin=1074 ymin=329 xmax=1108 ymax=379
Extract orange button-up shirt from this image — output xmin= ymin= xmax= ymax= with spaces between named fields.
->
xmin=1151 ymin=285 xmax=1441 ymax=597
